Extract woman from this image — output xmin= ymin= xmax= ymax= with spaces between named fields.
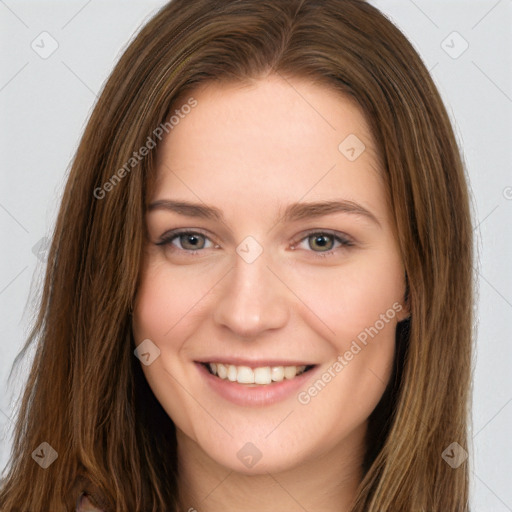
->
xmin=0 ymin=0 xmax=473 ymax=510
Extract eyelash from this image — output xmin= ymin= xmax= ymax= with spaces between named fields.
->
xmin=156 ymin=228 xmax=354 ymax=259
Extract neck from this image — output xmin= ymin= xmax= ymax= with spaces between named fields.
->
xmin=176 ymin=424 xmax=366 ymax=512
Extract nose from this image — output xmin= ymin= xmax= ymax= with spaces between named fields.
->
xmin=212 ymin=248 xmax=290 ymax=339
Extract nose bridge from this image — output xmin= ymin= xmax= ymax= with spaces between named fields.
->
xmin=212 ymin=241 xmax=289 ymax=337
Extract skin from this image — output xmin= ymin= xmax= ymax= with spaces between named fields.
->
xmin=132 ymin=74 xmax=409 ymax=512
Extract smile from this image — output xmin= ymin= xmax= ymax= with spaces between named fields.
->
xmin=196 ymin=361 xmax=319 ymax=406
xmin=203 ymin=362 xmax=314 ymax=385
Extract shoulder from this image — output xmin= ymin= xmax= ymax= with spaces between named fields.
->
xmin=75 ymin=492 xmax=106 ymax=512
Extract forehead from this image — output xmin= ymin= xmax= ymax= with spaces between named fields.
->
xmin=152 ymin=75 xmax=388 ymax=224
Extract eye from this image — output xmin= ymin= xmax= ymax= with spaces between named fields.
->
xmin=292 ymin=230 xmax=354 ymax=258
xmin=156 ymin=229 xmax=217 ymax=253
xmin=155 ymin=228 xmax=354 ymax=258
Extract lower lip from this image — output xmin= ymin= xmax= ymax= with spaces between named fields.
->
xmin=195 ymin=362 xmax=319 ymax=407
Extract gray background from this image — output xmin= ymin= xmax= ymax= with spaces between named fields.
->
xmin=1 ymin=0 xmax=511 ymax=509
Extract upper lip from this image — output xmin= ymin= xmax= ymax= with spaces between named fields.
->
xmin=195 ymin=358 xmax=316 ymax=369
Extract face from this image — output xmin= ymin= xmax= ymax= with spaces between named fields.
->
xmin=132 ymin=74 xmax=408 ymax=475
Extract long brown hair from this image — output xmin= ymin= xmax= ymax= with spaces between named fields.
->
xmin=0 ymin=0 xmax=473 ymax=510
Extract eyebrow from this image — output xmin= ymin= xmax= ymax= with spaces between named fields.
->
xmin=147 ymin=199 xmax=381 ymax=227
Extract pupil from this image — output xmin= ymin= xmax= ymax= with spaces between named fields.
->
xmin=311 ymin=234 xmax=332 ymax=251
xmin=182 ymin=234 xmax=203 ymax=249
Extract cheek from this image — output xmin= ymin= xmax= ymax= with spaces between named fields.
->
xmin=288 ymin=247 xmax=403 ymax=406
xmin=131 ymin=259 xmax=214 ymax=433
xmin=289 ymin=252 xmax=403 ymax=438
xmin=132 ymin=258 xmax=214 ymax=344
xmin=131 ymin=259 xmax=200 ymax=409
xmin=286 ymin=246 xmax=405 ymax=348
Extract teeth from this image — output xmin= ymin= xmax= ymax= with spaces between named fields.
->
xmin=237 ymin=366 xmax=254 ymax=384
xmin=271 ymin=366 xmax=284 ymax=382
xmin=254 ymin=367 xmax=271 ymax=384
xmin=227 ymin=365 xmax=237 ymax=382
xmin=207 ymin=363 xmax=308 ymax=384
xmin=284 ymin=366 xmax=297 ymax=379
xmin=216 ymin=363 xmax=227 ymax=379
